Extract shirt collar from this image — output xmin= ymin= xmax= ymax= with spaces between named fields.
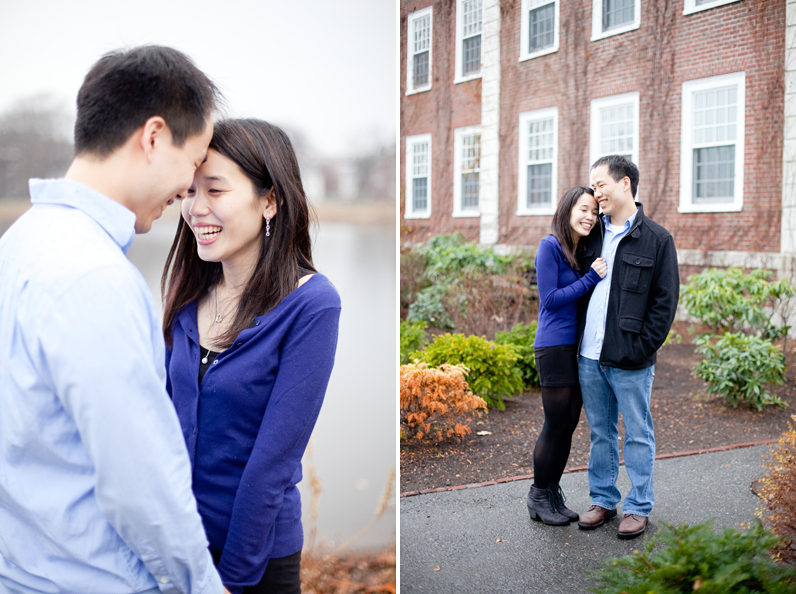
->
xmin=602 ymin=207 xmax=638 ymax=232
xmin=29 ymin=178 xmax=137 ymax=254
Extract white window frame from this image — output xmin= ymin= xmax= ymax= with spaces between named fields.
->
xmin=679 ymin=72 xmax=745 ymax=213
xmin=589 ymin=92 xmax=640 ymax=171
xmin=591 ymin=0 xmax=641 ymax=42
xmin=520 ymin=0 xmax=559 ymax=61
xmin=684 ymin=0 xmax=742 ymax=16
xmin=453 ymin=125 xmax=482 ymax=218
xmin=406 ymin=7 xmax=433 ymax=95
xmin=405 ymin=134 xmax=432 ymax=219
xmin=454 ymin=0 xmax=483 ymax=84
xmin=517 ymin=108 xmax=558 ymax=216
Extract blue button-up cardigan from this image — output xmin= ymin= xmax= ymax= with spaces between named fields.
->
xmin=167 ymin=273 xmax=341 ymax=593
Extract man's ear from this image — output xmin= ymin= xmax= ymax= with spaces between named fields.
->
xmin=262 ymin=188 xmax=278 ymax=219
xmin=140 ymin=116 xmax=168 ymax=162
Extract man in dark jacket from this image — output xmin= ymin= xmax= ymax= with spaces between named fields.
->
xmin=575 ymin=155 xmax=679 ymax=539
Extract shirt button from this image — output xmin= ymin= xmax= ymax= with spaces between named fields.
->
xmin=237 ymin=343 xmax=242 ymax=347
xmin=213 ymin=360 xmax=218 ymax=365
xmin=192 ymin=427 xmax=196 ymax=434
xmin=160 ymin=577 xmax=169 ymax=584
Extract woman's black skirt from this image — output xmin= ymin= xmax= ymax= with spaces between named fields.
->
xmin=534 ymin=344 xmax=579 ymax=387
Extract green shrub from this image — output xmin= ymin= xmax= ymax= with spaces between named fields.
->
xmin=680 ymin=267 xmax=793 ymax=340
xmin=416 ymin=232 xmax=517 ymax=281
xmin=406 ymin=283 xmax=454 ymax=330
xmin=400 ymin=320 xmax=428 ymax=365
xmin=495 ymin=322 xmax=539 ymax=389
xmin=695 ymin=332 xmax=787 ymax=410
xmin=416 ymin=333 xmax=524 ymax=410
xmin=590 ymin=521 xmax=796 ymax=594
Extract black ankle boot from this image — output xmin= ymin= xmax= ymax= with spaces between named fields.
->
xmin=550 ymin=484 xmax=579 ymax=521
xmin=526 ymin=485 xmax=570 ymax=526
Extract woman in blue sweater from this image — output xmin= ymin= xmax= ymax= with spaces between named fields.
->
xmin=161 ymin=119 xmax=341 ymax=593
xmin=527 ymin=186 xmax=606 ymax=526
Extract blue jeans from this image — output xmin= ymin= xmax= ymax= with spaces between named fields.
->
xmin=578 ymin=357 xmax=656 ymax=516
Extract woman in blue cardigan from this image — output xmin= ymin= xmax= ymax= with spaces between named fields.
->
xmin=161 ymin=119 xmax=341 ymax=593
xmin=527 ymin=186 xmax=606 ymax=526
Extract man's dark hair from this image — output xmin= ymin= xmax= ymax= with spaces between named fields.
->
xmin=591 ymin=155 xmax=639 ymax=198
xmin=74 ymin=45 xmax=220 ymax=157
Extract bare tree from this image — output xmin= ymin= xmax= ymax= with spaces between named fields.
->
xmin=0 ymin=94 xmax=74 ymax=199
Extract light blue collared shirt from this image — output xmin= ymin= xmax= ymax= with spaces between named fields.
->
xmin=580 ymin=208 xmax=639 ymax=360
xmin=0 ymin=179 xmax=222 ymax=594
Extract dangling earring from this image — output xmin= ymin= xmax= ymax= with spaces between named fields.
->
xmin=265 ymin=217 xmax=271 ymax=237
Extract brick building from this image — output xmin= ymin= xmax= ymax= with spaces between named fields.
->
xmin=400 ymin=0 xmax=796 ymax=278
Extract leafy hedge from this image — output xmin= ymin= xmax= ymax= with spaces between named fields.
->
xmin=415 ymin=333 xmax=524 ymax=410
xmin=495 ymin=321 xmax=539 ymax=389
xmin=590 ymin=521 xmax=796 ymax=593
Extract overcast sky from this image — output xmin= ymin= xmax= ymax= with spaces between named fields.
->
xmin=0 ymin=0 xmax=396 ymax=157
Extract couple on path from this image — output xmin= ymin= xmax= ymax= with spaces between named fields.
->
xmin=0 ymin=46 xmax=340 ymax=593
xmin=527 ymin=156 xmax=680 ymax=539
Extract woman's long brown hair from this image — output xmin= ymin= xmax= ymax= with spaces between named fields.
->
xmin=550 ymin=186 xmax=595 ymax=272
xmin=161 ymin=118 xmax=317 ymax=348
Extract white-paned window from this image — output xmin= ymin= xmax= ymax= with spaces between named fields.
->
xmin=591 ymin=0 xmax=640 ymax=41
xmin=455 ymin=0 xmax=482 ymax=83
xmin=684 ymin=0 xmax=742 ymax=16
xmin=406 ymin=7 xmax=433 ymax=95
xmin=518 ymin=108 xmax=558 ymax=215
xmin=589 ymin=92 xmax=640 ymax=170
xmin=453 ymin=126 xmax=481 ymax=217
xmin=405 ymin=134 xmax=432 ymax=219
xmin=679 ymin=72 xmax=745 ymax=212
xmin=520 ymin=0 xmax=559 ymax=61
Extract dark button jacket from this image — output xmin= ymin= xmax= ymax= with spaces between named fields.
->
xmin=577 ymin=203 xmax=680 ymax=370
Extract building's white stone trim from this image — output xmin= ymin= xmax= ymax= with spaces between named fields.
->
xmin=782 ymin=0 xmax=796 ymax=282
xmin=479 ymin=0 xmax=501 ymax=245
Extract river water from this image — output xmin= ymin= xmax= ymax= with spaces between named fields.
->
xmin=2 ymin=207 xmax=397 ymax=549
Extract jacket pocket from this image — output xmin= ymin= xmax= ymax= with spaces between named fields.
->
xmin=620 ymin=253 xmax=654 ymax=293
xmin=619 ymin=316 xmax=643 ymax=334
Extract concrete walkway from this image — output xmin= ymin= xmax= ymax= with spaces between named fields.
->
xmin=400 ymin=445 xmax=771 ymax=593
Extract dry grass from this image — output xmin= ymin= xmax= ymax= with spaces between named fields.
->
xmin=301 ymin=444 xmax=396 ymax=593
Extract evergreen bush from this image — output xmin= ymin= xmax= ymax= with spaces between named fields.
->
xmin=400 ymin=320 xmax=428 ymax=365
xmin=495 ymin=321 xmax=539 ymax=389
xmin=416 ymin=333 xmax=524 ymax=410
xmin=695 ymin=332 xmax=786 ymax=410
xmin=589 ymin=521 xmax=796 ymax=594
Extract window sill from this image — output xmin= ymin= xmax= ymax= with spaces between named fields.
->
xmin=517 ymin=207 xmax=556 ymax=216
xmin=591 ymin=22 xmax=640 ymax=42
xmin=405 ymin=86 xmax=432 ymax=96
xmin=519 ymin=45 xmax=558 ymax=62
xmin=404 ymin=211 xmax=431 ymax=220
xmin=683 ymin=0 xmax=742 ymax=16
xmin=677 ymin=202 xmax=743 ymax=214
xmin=454 ymin=73 xmax=482 ymax=85
xmin=452 ymin=211 xmax=481 ymax=218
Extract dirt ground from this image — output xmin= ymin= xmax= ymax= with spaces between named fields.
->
xmin=400 ymin=323 xmax=796 ymax=494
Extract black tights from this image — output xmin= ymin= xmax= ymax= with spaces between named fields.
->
xmin=533 ymin=384 xmax=582 ymax=489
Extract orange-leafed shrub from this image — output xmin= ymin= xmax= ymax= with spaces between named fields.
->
xmin=758 ymin=415 xmax=796 ymax=565
xmin=400 ymin=362 xmax=487 ymax=442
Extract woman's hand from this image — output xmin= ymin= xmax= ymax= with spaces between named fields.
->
xmin=591 ymin=257 xmax=607 ymax=278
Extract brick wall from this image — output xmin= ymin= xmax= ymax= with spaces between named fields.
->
xmin=401 ymin=0 xmax=786 ymax=257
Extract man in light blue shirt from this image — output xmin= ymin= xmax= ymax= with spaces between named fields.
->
xmin=0 ymin=46 xmax=228 ymax=594
xmin=575 ymin=156 xmax=679 ymax=541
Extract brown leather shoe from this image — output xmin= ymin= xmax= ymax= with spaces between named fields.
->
xmin=617 ymin=514 xmax=648 ymax=539
xmin=577 ymin=505 xmax=617 ymax=530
